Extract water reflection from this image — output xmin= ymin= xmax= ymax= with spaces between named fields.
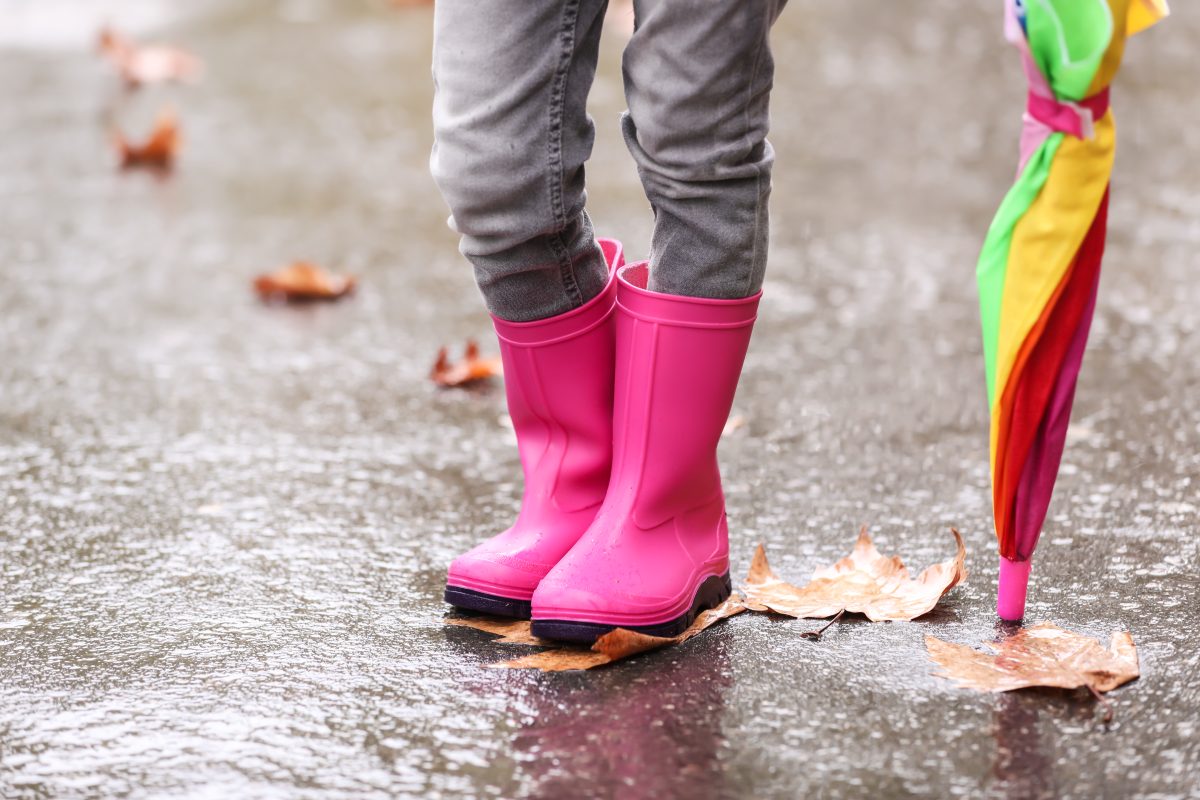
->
xmin=988 ymin=622 xmax=1055 ymax=800
xmin=515 ymin=636 xmax=733 ymax=800
xmin=991 ymin=691 xmax=1056 ymax=800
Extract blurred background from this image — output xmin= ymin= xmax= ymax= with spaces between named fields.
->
xmin=1 ymin=1 xmax=1197 ymax=798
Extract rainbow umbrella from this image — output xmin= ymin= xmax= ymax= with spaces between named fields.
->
xmin=976 ymin=0 xmax=1168 ymax=620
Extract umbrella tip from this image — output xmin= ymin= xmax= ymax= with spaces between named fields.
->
xmin=996 ymin=557 xmax=1032 ymax=621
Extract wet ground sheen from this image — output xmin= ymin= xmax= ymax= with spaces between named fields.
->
xmin=1 ymin=1 xmax=1197 ymax=798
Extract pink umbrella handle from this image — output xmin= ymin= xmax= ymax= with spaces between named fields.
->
xmin=997 ymin=557 xmax=1033 ymax=621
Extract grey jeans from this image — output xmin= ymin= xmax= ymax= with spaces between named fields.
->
xmin=430 ymin=0 xmax=785 ymax=322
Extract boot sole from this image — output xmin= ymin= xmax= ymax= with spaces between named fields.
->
xmin=444 ymin=586 xmax=532 ymax=619
xmin=530 ymin=572 xmax=732 ymax=644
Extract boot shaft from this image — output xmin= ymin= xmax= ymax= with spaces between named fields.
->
xmin=491 ymin=240 xmax=624 ymax=514
xmin=611 ymin=263 xmax=760 ymax=528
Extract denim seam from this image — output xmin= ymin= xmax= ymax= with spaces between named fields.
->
xmin=739 ymin=12 xmax=770 ymax=298
xmin=546 ymin=0 xmax=585 ymax=310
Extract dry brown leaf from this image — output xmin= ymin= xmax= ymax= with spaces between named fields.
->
xmin=743 ymin=526 xmax=967 ymax=622
xmin=491 ymin=595 xmax=748 ymax=672
xmin=431 ymin=340 xmax=502 ymax=387
xmin=445 ymin=616 xmax=544 ymax=646
xmin=113 ymin=109 xmax=180 ymax=169
xmin=98 ymin=27 xmax=203 ymax=87
xmin=926 ymin=623 xmax=1139 ymax=694
xmin=253 ymin=261 xmax=356 ymax=302
xmin=495 ymin=645 xmax=612 ymax=672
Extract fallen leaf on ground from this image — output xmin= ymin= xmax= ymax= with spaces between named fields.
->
xmin=98 ymin=27 xmax=203 ymax=87
xmin=482 ymin=595 xmax=747 ymax=672
xmin=113 ymin=109 xmax=180 ymax=169
xmin=253 ymin=261 xmax=356 ymax=302
xmin=925 ymin=623 xmax=1139 ymax=694
xmin=743 ymin=526 xmax=967 ymax=621
xmin=431 ymin=341 xmax=502 ymax=387
xmin=449 ymin=528 xmax=967 ymax=669
xmin=445 ymin=616 xmax=544 ymax=646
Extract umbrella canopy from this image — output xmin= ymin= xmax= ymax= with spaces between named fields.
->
xmin=975 ymin=0 xmax=1168 ymax=620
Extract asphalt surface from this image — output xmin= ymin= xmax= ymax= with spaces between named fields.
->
xmin=1 ymin=1 xmax=1198 ymax=798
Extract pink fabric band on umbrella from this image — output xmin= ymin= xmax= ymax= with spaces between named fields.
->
xmin=1026 ymin=87 xmax=1111 ymax=139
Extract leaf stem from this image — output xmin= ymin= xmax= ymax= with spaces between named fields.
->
xmin=801 ymin=609 xmax=845 ymax=641
xmin=1087 ymin=683 xmax=1114 ymax=724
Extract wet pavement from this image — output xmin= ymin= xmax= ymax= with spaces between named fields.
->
xmin=2 ymin=1 xmax=1198 ymax=798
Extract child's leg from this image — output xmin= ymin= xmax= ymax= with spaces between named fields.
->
xmin=621 ymin=0 xmax=786 ymax=299
xmin=527 ymin=0 xmax=785 ymax=642
xmin=434 ymin=0 xmax=626 ymax=618
xmin=430 ymin=0 xmax=611 ymax=322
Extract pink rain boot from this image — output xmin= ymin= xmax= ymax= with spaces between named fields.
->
xmin=444 ymin=239 xmax=625 ymax=618
xmin=530 ymin=262 xmax=760 ymax=642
